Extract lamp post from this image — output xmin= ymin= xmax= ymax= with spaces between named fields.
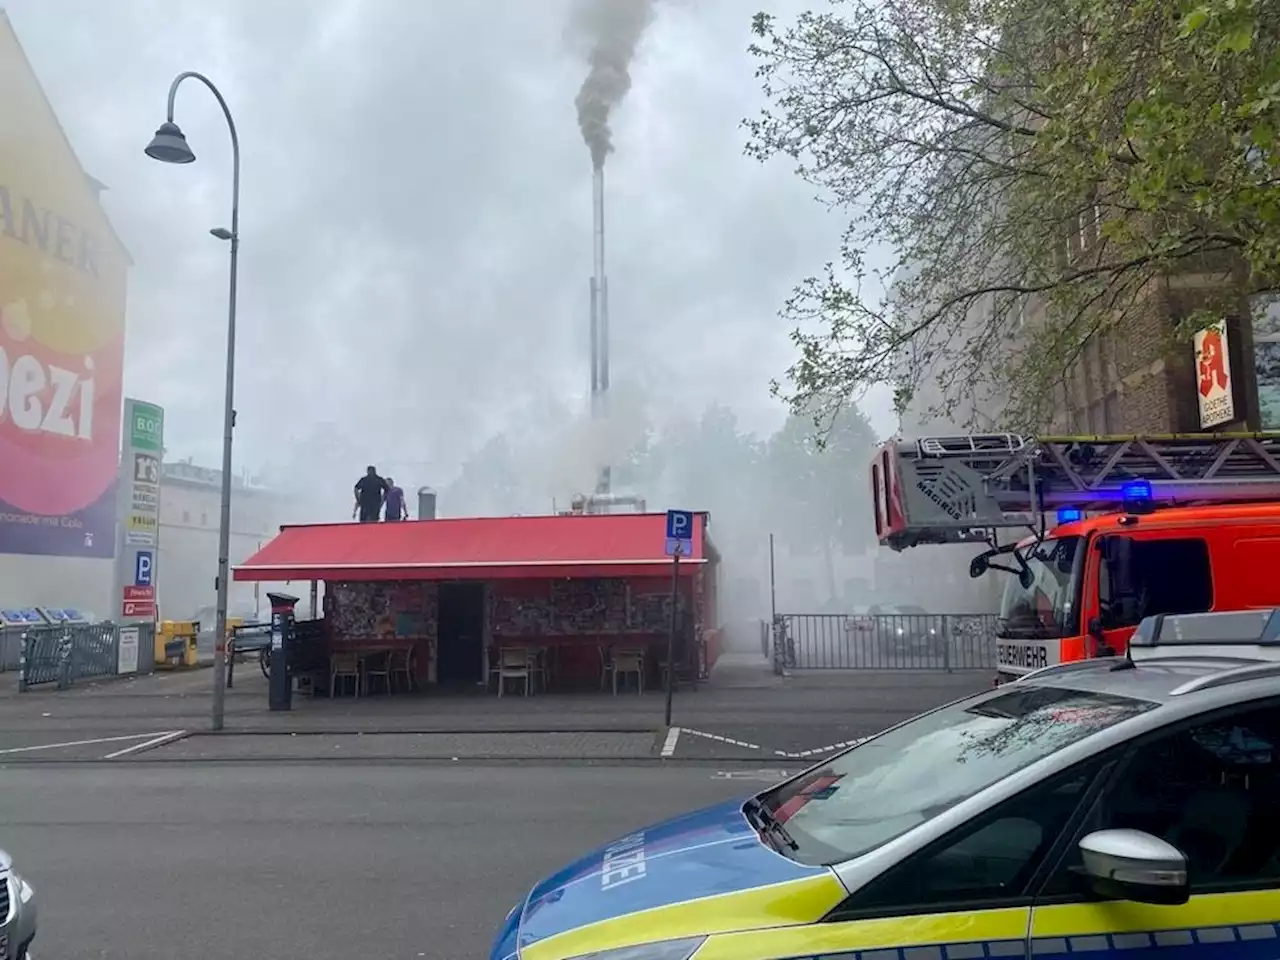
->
xmin=144 ymin=72 xmax=240 ymax=732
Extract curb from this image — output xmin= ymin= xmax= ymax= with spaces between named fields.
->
xmin=0 ymin=754 xmax=815 ymax=767
xmin=185 ymin=726 xmax=662 ymax=737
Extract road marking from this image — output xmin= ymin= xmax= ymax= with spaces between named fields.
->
xmin=711 ymin=769 xmax=794 ymax=781
xmin=680 ymin=732 xmax=757 ymax=757
xmin=0 ymin=731 xmax=174 ymax=756
xmin=103 ymin=729 xmax=187 ymax=759
xmin=774 ymin=736 xmax=871 ymax=759
xmin=660 ymin=727 xmax=681 ymax=757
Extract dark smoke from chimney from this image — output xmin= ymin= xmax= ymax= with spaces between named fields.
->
xmin=571 ymin=0 xmax=655 ymax=170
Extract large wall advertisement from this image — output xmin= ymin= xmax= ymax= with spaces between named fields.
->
xmin=0 ymin=13 xmax=128 ymax=558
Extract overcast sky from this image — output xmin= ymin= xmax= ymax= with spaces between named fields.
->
xmin=6 ymin=0 xmax=896 ymax=493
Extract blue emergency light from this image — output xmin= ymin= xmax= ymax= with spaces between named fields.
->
xmin=1056 ymin=507 xmax=1084 ymax=524
xmin=1121 ymin=479 xmax=1153 ymax=502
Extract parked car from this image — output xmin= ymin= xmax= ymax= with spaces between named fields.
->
xmin=858 ymin=603 xmax=943 ymax=653
xmin=1 ymin=846 xmax=38 ymax=959
xmin=490 ymin=608 xmax=1280 ymax=960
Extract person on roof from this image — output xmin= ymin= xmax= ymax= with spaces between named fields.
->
xmin=352 ymin=465 xmax=386 ymax=523
xmin=383 ymin=477 xmax=408 ymax=522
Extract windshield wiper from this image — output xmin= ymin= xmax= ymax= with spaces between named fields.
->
xmin=744 ymin=797 xmax=798 ymax=851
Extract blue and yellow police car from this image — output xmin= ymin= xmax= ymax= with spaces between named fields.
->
xmin=491 ymin=608 xmax=1280 ymax=960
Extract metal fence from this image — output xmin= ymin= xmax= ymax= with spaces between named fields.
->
xmin=5 ymin=623 xmax=156 ymax=690
xmin=771 ymin=613 xmax=999 ymax=672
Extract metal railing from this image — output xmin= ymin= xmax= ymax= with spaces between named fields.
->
xmin=10 ymin=623 xmax=155 ymax=690
xmin=772 ymin=613 xmax=999 ymax=672
xmin=0 ymin=627 xmax=23 ymax=672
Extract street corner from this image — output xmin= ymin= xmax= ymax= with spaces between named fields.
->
xmin=117 ymin=730 xmax=661 ymax=763
xmin=658 ymin=723 xmax=878 ymax=764
xmin=0 ymin=729 xmax=189 ymax=762
xmin=659 ymin=726 xmax=771 ymax=761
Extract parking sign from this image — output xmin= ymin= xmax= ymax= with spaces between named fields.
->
xmin=134 ymin=550 xmax=153 ymax=587
xmin=664 ymin=510 xmax=694 ymax=557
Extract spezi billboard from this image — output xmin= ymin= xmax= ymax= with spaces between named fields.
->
xmin=0 ymin=14 xmax=129 ymax=558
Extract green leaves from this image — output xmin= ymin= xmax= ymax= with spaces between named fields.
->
xmin=1179 ymin=6 xmax=1211 ymax=36
xmin=748 ymin=0 xmax=1280 ymax=433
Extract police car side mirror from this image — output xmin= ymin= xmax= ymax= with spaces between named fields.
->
xmin=1077 ymin=829 xmax=1189 ymax=906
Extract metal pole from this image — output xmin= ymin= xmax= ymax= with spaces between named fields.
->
xmin=664 ymin=545 xmax=681 ymax=728
xmin=162 ymin=72 xmax=240 ymax=732
xmin=768 ymin=533 xmax=777 ymax=624
xmin=769 ymin=533 xmax=779 ymax=675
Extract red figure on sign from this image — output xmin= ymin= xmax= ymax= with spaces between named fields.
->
xmin=1198 ymin=328 xmax=1229 ymax=397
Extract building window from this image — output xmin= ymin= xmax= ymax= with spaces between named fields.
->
xmin=182 ymin=510 xmax=190 ymax=524
xmin=201 ymin=512 xmax=209 ymax=526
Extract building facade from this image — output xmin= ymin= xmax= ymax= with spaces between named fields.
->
xmin=0 ymin=11 xmax=130 ymax=616
xmin=157 ymin=460 xmax=283 ymax=621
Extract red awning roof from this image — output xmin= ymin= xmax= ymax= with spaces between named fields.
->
xmin=232 ymin=512 xmax=711 ymax=582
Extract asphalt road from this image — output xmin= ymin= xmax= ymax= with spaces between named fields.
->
xmin=0 ymin=762 xmax=789 ymax=960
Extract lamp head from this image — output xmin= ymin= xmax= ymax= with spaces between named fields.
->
xmin=144 ymin=121 xmax=195 ymax=164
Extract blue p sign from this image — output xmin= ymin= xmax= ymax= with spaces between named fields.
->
xmin=134 ymin=550 xmax=153 ymax=587
xmin=665 ymin=510 xmax=694 ymax=557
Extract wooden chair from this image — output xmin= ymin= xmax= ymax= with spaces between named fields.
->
xmin=527 ymin=645 xmax=549 ymax=692
xmin=611 ymin=648 xmax=646 ymax=695
xmin=389 ymin=647 xmax=417 ymax=692
xmin=497 ymin=646 xmax=532 ymax=697
xmin=330 ymin=651 xmax=361 ymax=697
xmin=363 ymin=650 xmax=394 ymax=695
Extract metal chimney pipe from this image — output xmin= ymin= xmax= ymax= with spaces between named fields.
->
xmin=417 ymin=486 xmax=436 ymax=521
xmin=589 ymin=275 xmax=600 ymax=417
xmin=591 ymin=163 xmax=611 ymax=495
xmin=592 ymin=165 xmax=605 ymax=294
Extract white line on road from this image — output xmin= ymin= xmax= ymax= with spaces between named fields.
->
xmin=0 ymin=731 xmax=174 ymax=756
xmin=680 ymin=728 xmax=762 ymax=751
xmin=711 ymin=769 xmax=795 ymax=781
xmin=773 ymin=736 xmax=871 ymax=759
xmin=660 ymin=727 xmax=681 ymax=757
xmin=102 ymin=729 xmax=187 ymax=759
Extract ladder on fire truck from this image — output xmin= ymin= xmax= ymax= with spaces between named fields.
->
xmin=872 ymin=432 xmax=1280 ymax=551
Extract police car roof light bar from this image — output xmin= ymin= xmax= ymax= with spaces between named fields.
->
xmin=873 ymin=432 xmax=1280 ymax=551
xmin=1130 ymin=608 xmax=1280 ymax=649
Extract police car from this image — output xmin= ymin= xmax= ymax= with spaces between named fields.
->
xmin=491 ymin=608 xmax=1280 ymax=960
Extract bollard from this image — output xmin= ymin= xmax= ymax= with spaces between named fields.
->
xmin=18 ymin=630 xmax=28 ymax=693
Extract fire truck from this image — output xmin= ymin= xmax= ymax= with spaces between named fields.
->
xmin=871 ymin=432 xmax=1280 ymax=680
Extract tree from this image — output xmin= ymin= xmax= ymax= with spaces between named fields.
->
xmin=767 ymin=403 xmax=879 ymax=597
xmin=746 ymin=0 xmax=1279 ymax=429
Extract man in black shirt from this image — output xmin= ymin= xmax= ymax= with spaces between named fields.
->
xmin=353 ymin=466 xmax=387 ymax=523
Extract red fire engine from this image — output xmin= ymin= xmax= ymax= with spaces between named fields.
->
xmin=871 ymin=432 xmax=1280 ymax=679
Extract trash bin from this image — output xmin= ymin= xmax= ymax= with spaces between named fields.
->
xmin=156 ymin=620 xmax=199 ymax=668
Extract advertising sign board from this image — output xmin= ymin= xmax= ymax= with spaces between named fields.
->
xmin=0 ymin=15 xmax=129 ymax=558
xmin=113 ymin=398 xmax=163 ymax=624
xmin=1194 ymin=321 xmax=1236 ymax=428
xmin=117 ymin=625 xmax=140 ymax=674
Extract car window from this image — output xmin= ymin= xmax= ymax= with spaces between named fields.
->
xmin=1099 ymin=537 xmax=1212 ymax=630
xmin=1043 ymin=703 xmax=1280 ymax=896
xmin=837 ymin=763 xmax=1103 ymax=917
xmin=763 ymin=685 xmax=1156 ymax=866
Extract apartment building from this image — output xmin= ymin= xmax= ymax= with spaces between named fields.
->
xmin=156 ymin=460 xmax=284 ymax=620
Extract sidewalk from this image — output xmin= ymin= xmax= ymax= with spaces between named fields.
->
xmin=0 ymin=650 xmax=990 ymax=759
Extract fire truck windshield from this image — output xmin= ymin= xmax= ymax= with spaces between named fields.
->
xmin=997 ymin=536 xmax=1083 ymax=640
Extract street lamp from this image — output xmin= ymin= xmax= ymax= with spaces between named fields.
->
xmin=145 ymin=72 xmax=241 ymax=732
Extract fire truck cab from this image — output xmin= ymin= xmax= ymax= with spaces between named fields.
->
xmin=871 ymin=432 xmax=1280 ymax=680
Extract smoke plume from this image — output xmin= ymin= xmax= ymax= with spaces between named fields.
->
xmin=571 ymin=0 xmax=655 ymax=169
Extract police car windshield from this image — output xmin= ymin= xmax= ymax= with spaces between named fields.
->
xmin=764 ymin=684 xmax=1154 ymax=866
xmin=997 ymin=536 xmax=1083 ymax=640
